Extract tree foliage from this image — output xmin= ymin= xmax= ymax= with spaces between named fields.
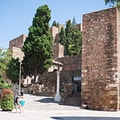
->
xmin=6 ymin=58 xmax=20 ymax=84
xmin=0 ymin=48 xmax=12 ymax=78
xmin=105 ymin=0 xmax=120 ymax=8
xmin=59 ymin=19 xmax=82 ymax=56
xmin=22 ymin=5 xmax=53 ymax=81
xmin=52 ymin=21 xmax=59 ymax=27
xmin=59 ymin=27 xmax=66 ymax=45
xmin=72 ymin=16 xmax=77 ymax=25
xmin=105 ymin=0 xmax=118 ymax=4
xmin=0 ymin=78 xmax=11 ymax=90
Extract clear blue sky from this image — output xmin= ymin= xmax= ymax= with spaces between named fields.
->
xmin=0 ymin=0 xmax=109 ymax=49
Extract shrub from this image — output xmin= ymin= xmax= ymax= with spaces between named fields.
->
xmin=1 ymin=89 xmax=14 ymax=111
xmin=0 ymin=78 xmax=11 ymax=90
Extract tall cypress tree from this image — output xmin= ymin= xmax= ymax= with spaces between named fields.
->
xmin=59 ymin=19 xmax=82 ymax=56
xmin=58 ymin=27 xmax=66 ymax=46
xmin=22 ymin=5 xmax=53 ymax=81
xmin=52 ymin=21 xmax=59 ymax=27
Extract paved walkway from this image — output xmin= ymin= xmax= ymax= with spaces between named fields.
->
xmin=0 ymin=94 xmax=120 ymax=120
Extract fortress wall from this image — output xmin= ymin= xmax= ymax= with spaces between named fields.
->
xmin=81 ymin=8 xmax=120 ymax=111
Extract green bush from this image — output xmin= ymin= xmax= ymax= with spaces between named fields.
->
xmin=0 ymin=78 xmax=11 ymax=90
xmin=1 ymin=89 xmax=14 ymax=111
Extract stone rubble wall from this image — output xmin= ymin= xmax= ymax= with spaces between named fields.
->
xmin=81 ymin=7 xmax=120 ymax=111
xmin=9 ymin=34 xmax=26 ymax=53
xmin=9 ymin=34 xmax=26 ymax=59
xmin=117 ymin=7 xmax=120 ymax=111
xmin=25 ymin=55 xmax=81 ymax=97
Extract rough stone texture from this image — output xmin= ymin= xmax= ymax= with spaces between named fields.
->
xmin=9 ymin=8 xmax=120 ymax=111
xmin=9 ymin=34 xmax=26 ymax=59
xmin=53 ymin=43 xmax=64 ymax=59
xmin=39 ymin=55 xmax=81 ymax=96
xmin=50 ymin=24 xmax=64 ymax=43
xmin=81 ymin=8 xmax=120 ymax=111
xmin=9 ymin=30 xmax=64 ymax=60
xmin=9 ymin=34 xmax=26 ymax=52
xmin=50 ymin=26 xmax=59 ymax=41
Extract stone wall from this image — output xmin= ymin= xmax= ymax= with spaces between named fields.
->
xmin=117 ymin=6 xmax=120 ymax=111
xmin=9 ymin=34 xmax=26 ymax=53
xmin=50 ymin=26 xmax=59 ymax=41
xmin=34 ymin=55 xmax=81 ymax=96
xmin=53 ymin=43 xmax=64 ymax=59
xmin=81 ymin=7 xmax=120 ymax=111
xmin=9 ymin=34 xmax=26 ymax=59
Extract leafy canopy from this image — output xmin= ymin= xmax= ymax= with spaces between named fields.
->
xmin=6 ymin=58 xmax=20 ymax=84
xmin=52 ymin=21 xmax=59 ymax=27
xmin=105 ymin=0 xmax=120 ymax=8
xmin=0 ymin=78 xmax=11 ymax=90
xmin=0 ymin=48 xmax=12 ymax=78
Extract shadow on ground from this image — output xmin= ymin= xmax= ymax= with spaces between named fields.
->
xmin=35 ymin=97 xmax=80 ymax=108
xmin=51 ymin=116 xmax=120 ymax=120
xmin=35 ymin=97 xmax=65 ymax=105
xmin=33 ymin=92 xmax=81 ymax=107
xmin=35 ymin=97 xmax=56 ymax=103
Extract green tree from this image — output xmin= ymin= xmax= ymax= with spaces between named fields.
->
xmin=22 ymin=5 xmax=53 ymax=81
xmin=105 ymin=0 xmax=120 ymax=8
xmin=58 ymin=27 xmax=66 ymax=45
xmin=0 ymin=78 xmax=11 ymax=90
xmin=52 ymin=21 xmax=59 ymax=27
xmin=64 ymin=20 xmax=73 ymax=55
xmin=6 ymin=58 xmax=20 ymax=84
xmin=68 ymin=24 xmax=82 ymax=56
xmin=0 ymin=48 xmax=12 ymax=78
xmin=105 ymin=0 xmax=118 ymax=4
xmin=72 ymin=16 xmax=77 ymax=25
xmin=59 ymin=19 xmax=82 ymax=56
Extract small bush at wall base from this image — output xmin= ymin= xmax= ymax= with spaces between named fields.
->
xmin=1 ymin=89 xmax=14 ymax=111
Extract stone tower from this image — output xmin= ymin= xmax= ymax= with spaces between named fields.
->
xmin=81 ymin=8 xmax=120 ymax=111
xmin=9 ymin=34 xmax=26 ymax=60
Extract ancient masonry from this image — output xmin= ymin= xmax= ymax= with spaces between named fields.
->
xmin=9 ymin=34 xmax=26 ymax=60
xmin=9 ymin=7 xmax=120 ymax=111
xmin=9 ymin=26 xmax=81 ymax=98
xmin=81 ymin=7 xmax=120 ymax=111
